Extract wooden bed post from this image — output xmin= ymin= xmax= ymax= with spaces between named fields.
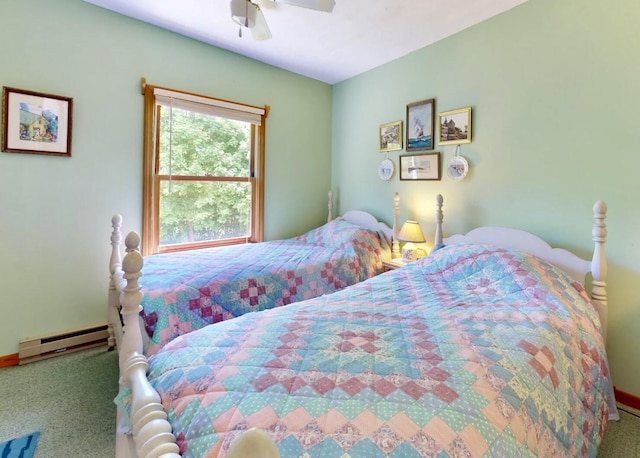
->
xmin=107 ymin=214 xmax=124 ymax=351
xmin=392 ymin=192 xmax=401 ymax=258
xmin=591 ymin=200 xmax=608 ymax=340
xmin=119 ymin=232 xmax=181 ymax=458
xmin=434 ymin=194 xmax=444 ymax=248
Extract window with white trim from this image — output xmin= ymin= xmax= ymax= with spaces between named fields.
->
xmin=141 ymin=81 xmax=268 ymax=255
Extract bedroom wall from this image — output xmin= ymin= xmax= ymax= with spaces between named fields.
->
xmin=331 ymin=0 xmax=640 ymax=397
xmin=0 ymin=0 xmax=332 ymax=357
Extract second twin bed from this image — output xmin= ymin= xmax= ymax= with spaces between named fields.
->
xmin=112 ymin=194 xmax=618 ymax=458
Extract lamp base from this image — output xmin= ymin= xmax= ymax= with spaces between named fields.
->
xmin=402 ymin=243 xmax=417 ymax=262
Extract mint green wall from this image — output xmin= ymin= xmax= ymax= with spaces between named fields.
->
xmin=2 ymin=0 xmax=637 ymax=402
xmin=332 ymin=0 xmax=640 ymax=397
xmin=0 ymin=1 xmax=332 ymax=356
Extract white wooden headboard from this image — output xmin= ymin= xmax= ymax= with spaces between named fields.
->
xmin=333 ymin=191 xmax=401 ymax=258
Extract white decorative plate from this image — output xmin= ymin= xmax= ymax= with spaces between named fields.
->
xmin=446 ymin=155 xmax=469 ymax=181
xmin=378 ymin=158 xmax=394 ymax=181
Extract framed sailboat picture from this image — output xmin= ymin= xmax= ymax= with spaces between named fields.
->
xmin=406 ymin=98 xmax=434 ymax=151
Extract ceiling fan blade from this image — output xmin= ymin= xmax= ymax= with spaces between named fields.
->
xmin=249 ymin=5 xmax=272 ymax=41
xmin=267 ymin=0 xmax=335 ymax=13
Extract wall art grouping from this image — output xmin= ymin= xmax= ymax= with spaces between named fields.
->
xmin=377 ymin=98 xmax=473 ymax=181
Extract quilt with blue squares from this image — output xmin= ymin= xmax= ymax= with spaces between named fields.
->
xmin=146 ymin=243 xmax=615 ymax=457
xmin=139 ymin=218 xmax=390 ymax=356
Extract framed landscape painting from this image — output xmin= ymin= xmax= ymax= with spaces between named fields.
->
xmin=379 ymin=120 xmax=402 ymax=152
xmin=2 ymin=86 xmax=73 ymax=157
xmin=400 ymin=152 xmax=440 ymax=180
xmin=438 ymin=107 xmax=471 ymax=145
xmin=406 ymin=98 xmax=434 ymax=151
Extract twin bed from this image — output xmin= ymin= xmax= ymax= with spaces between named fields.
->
xmin=108 ymin=193 xmax=400 ymax=356
xmin=109 ymin=194 xmax=618 ymax=458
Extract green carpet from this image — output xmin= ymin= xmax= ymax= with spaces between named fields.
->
xmin=598 ymin=407 xmax=640 ymax=457
xmin=0 ymin=345 xmax=638 ymax=457
xmin=0 ymin=346 xmax=118 ymax=458
xmin=0 ymin=432 xmax=39 ymax=458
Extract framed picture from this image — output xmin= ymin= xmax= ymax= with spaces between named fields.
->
xmin=2 ymin=86 xmax=73 ymax=157
xmin=406 ymin=98 xmax=434 ymax=151
xmin=379 ymin=120 xmax=402 ymax=152
xmin=438 ymin=107 xmax=471 ymax=145
xmin=400 ymin=152 xmax=441 ymax=180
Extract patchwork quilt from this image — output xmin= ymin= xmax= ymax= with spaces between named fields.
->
xmin=139 ymin=219 xmax=390 ymax=356
xmin=146 ymin=243 xmax=615 ymax=457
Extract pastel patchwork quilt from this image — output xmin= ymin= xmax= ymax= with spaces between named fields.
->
xmin=140 ymin=219 xmax=390 ymax=356
xmin=146 ymin=243 xmax=615 ymax=457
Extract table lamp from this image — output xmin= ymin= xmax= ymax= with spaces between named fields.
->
xmin=398 ymin=220 xmax=425 ymax=262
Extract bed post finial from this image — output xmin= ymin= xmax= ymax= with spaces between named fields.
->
xmin=434 ymin=194 xmax=444 ymax=250
xmin=591 ymin=200 xmax=608 ymax=340
xmin=227 ymin=428 xmax=280 ymax=458
xmin=328 ymin=190 xmax=333 ymax=223
xmin=120 ymin=232 xmax=144 ymax=352
xmin=392 ymin=192 xmax=401 ymax=258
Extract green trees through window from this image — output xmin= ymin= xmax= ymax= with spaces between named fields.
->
xmin=141 ymin=81 xmax=266 ymax=255
xmin=157 ymin=107 xmax=252 ymax=245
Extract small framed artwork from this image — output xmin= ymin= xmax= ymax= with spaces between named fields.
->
xmin=400 ymin=152 xmax=441 ymax=180
xmin=379 ymin=120 xmax=402 ymax=152
xmin=406 ymin=98 xmax=434 ymax=151
xmin=438 ymin=107 xmax=471 ymax=145
xmin=2 ymin=86 xmax=73 ymax=157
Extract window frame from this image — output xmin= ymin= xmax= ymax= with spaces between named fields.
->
xmin=141 ymin=80 xmax=268 ymax=255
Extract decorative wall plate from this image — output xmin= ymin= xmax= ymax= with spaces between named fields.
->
xmin=446 ymin=155 xmax=469 ymax=181
xmin=378 ymin=158 xmax=394 ymax=181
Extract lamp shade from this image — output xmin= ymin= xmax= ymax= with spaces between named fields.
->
xmin=398 ymin=220 xmax=426 ymax=243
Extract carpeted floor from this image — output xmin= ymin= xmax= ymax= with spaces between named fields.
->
xmin=0 ymin=346 xmax=118 ymax=458
xmin=598 ymin=407 xmax=640 ymax=457
xmin=0 ymin=345 xmax=637 ymax=457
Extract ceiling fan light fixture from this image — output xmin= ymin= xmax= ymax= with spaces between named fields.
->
xmin=230 ymin=0 xmax=272 ymax=40
xmin=230 ymin=0 xmax=253 ymax=27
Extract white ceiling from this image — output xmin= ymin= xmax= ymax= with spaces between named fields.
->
xmin=83 ymin=0 xmax=528 ymax=85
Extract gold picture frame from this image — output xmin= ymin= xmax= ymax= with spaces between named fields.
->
xmin=2 ymin=86 xmax=73 ymax=157
xmin=379 ymin=120 xmax=402 ymax=152
xmin=438 ymin=107 xmax=471 ymax=145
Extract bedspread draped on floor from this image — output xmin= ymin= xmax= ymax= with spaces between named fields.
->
xmin=144 ymin=243 xmax=616 ymax=457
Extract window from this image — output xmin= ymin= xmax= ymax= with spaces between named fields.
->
xmin=141 ymin=81 xmax=268 ymax=255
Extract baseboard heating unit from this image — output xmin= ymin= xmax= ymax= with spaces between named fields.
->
xmin=18 ymin=323 xmax=109 ymax=365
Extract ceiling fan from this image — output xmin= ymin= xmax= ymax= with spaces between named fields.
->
xmin=230 ymin=0 xmax=336 ymax=41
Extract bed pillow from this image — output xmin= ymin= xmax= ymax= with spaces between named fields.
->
xmin=295 ymin=218 xmax=389 ymax=250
